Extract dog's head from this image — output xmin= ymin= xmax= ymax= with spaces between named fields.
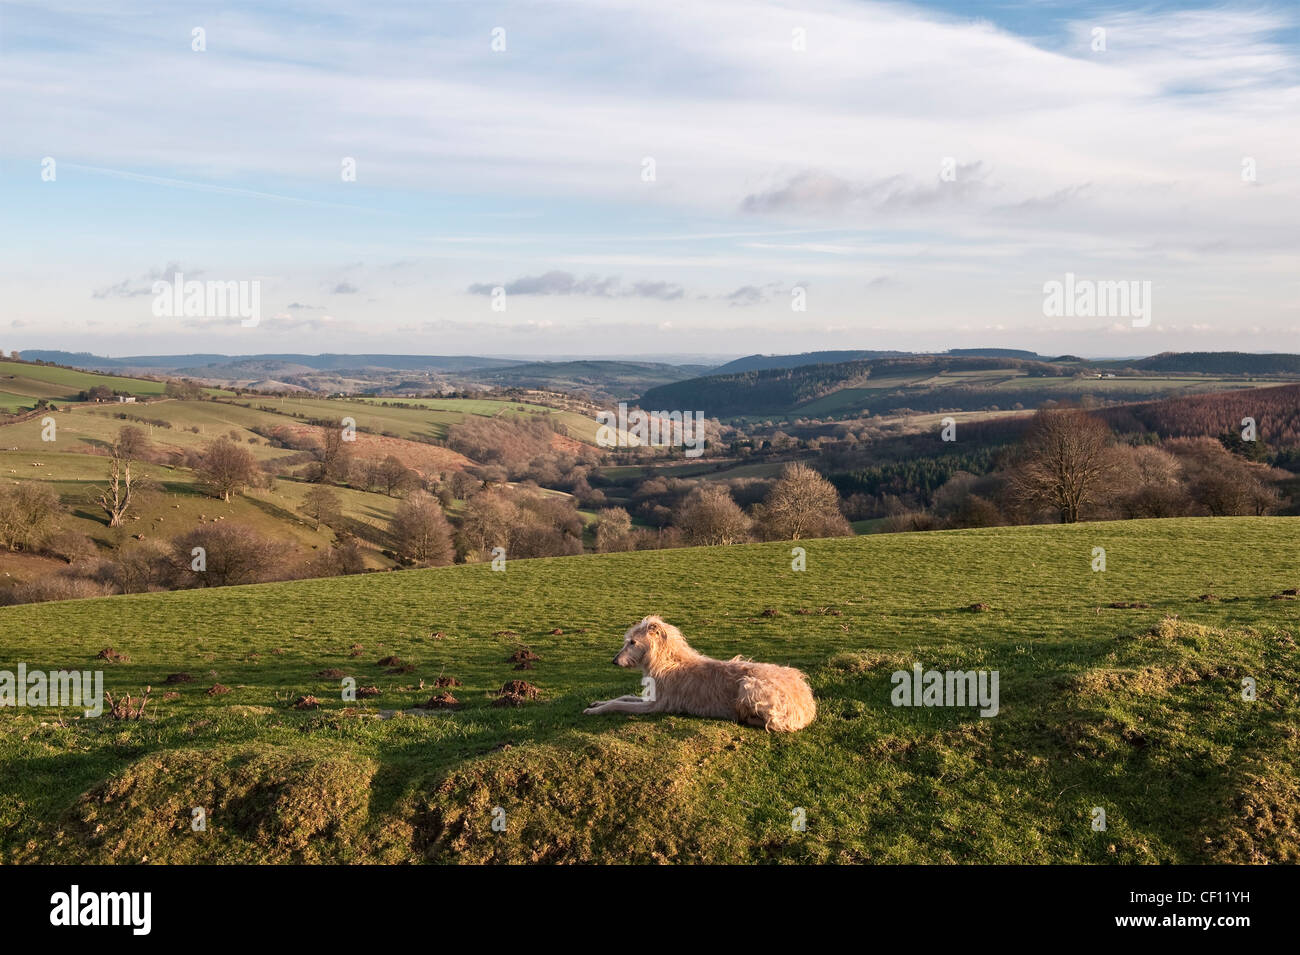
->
xmin=613 ymin=615 xmax=679 ymax=669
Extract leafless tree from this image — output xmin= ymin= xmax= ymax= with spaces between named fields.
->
xmin=1011 ymin=407 xmax=1118 ymax=523
xmin=391 ymin=490 xmax=455 ymax=566
xmin=171 ymin=523 xmax=288 ymax=587
xmin=674 ymin=483 xmax=753 ymax=545
xmin=301 ymin=485 xmax=343 ymax=531
xmin=378 ymin=454 xmax=417 ymax=496
xmin=0 ymin=482 xmax=63 ymax=551
xmin=194 ymin=436 xmax=259 ymax=502
xmin=595 ymin=506 xmax=635 ymax=552
xmin=756 ymin=462 xmax=851 ymax=540
xmin=309 ymin=424 xmax=354 ymax=484
xmin=95 ymin=425 xmax=149 ymax=527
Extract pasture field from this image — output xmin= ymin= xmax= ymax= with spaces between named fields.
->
xmin=0 ymin=517 xmax=1296 ymax=864
xmin=0 ymin=448 xmax=405 ymax=569
xmin=0 ymin=361 xmax=169 ymax=411
xmin=225 ymin=395 xmax=601 ymax=444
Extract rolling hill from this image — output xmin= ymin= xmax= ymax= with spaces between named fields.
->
xmin=0 ymin=360 xmax=170 ymax=413
xmin=640 ymin=354 xmax=1300 ymax=421
xmin=1 ymin=517 xmax=1296 ymax=863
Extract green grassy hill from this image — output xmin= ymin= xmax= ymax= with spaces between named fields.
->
xmin=1 ymin=517 xmax=1296 ymax=864
xmin=0 ymin=360 xmax=169 ymax=412
xmin=226 ymin=395 xmax=600 ymax=444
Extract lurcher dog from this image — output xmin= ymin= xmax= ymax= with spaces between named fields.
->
xmin=583 ymin=615 xmax=816 ymax=732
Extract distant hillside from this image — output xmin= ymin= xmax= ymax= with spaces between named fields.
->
xmin=640 ymin=352 xmax=1300 ymax=420
xmin=450 ymin=359 xmax=713 ymax=398
xmin=23 ymin=351 xmax=707 ymax=400
xmin=945 ymin=348 xmax=1052 ymax=360
xmin=23 ymin=351 xmax=524 ymax=375
xmin=0 ymin=358 xmax=169 ymax=412
xmin=710 ymin=350 xmax=908 ymax=375
xmin=1133 ymin=352 xmax=1300 ymax=375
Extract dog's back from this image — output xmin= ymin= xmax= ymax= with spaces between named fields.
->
xmin=659 ymin=654 xmax=816 ymax=732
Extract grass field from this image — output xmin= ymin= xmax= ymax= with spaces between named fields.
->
xmin=0 ymin=361 xmax=168 ymax=412
xmin=227 ymin=395 xmax=601 ymax=444
xmin=1 ymin=517 xmax=1296 ymax=864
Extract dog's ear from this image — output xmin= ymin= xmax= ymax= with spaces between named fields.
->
xmin=646 ymin=620 xmax=666 ymax=639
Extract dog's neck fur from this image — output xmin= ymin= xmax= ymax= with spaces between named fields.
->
xmin=643 ymin=629 xmax=704 ymax=678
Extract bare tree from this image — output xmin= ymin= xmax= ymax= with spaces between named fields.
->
xmin=1011 ymin=407 xmax=1117 ymax=523
xmin=95 ymin=425 xmax=149 ymax=527
xmin=595 ymin=506 xmax=635 ymax=552
xmin=390 ymin=490 xmax=455 ymax=566
xmin=756 ymin=462 xmax=851 ymax=540
xmin=674 ymin=484 xmax=753 ymax=545
xmin=301 ymin=485 xmax=343 ymax=531
xmin=309 ymin=423 xmax=354 ymax=484
xmin=194 ymin=436 xmax=259 ymax=502
xmin=171 ymin=523 xmax=287 ymax=587
xmin=378 ymin=454 xmax=417 ymax=496
xmin=0 ymin=482 xmax=63 ymax=551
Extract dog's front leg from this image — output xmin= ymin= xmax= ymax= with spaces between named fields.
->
xmin=583 ymin=699 xmax=656 ymax=716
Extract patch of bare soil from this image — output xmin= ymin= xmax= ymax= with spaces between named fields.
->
xmin=206 ymin=684 xmax=231 ymax=696
xmin=1209 ymin=771 xmax=1300 ymax=863
xmin=164 ymin=673 xmax=193 ymax=684
xmin=420 ymin=692 xmax=460 ymax=709
xmin=357 ymin=686 xmax=381 ymax=698
xmin=506 ymin=648 xmax=540 ymax=664
xmin=316 ymin=668 xmax=347 ymax=679
xmin=498 ymin=680 xmax=540 ymax=700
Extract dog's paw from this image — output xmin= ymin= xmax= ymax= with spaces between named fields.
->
xmin=583 ymin=704 xmax=604 ymax=715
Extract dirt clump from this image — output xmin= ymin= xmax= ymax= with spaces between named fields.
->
xmin=420 ymin=692 xmax=460 ymax=709
xmin=498 ymin=680 xmax=540 ymax=700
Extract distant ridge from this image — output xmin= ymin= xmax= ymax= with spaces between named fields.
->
xmin=21 ymin=351 xmax=523 ymax=374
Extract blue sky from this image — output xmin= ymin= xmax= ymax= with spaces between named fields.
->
xmin=1 ymin=0 xmax=1297 ymax=358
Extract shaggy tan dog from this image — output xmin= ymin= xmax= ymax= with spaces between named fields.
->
xmin=583 ymin=616 xmax=816 ymax=732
